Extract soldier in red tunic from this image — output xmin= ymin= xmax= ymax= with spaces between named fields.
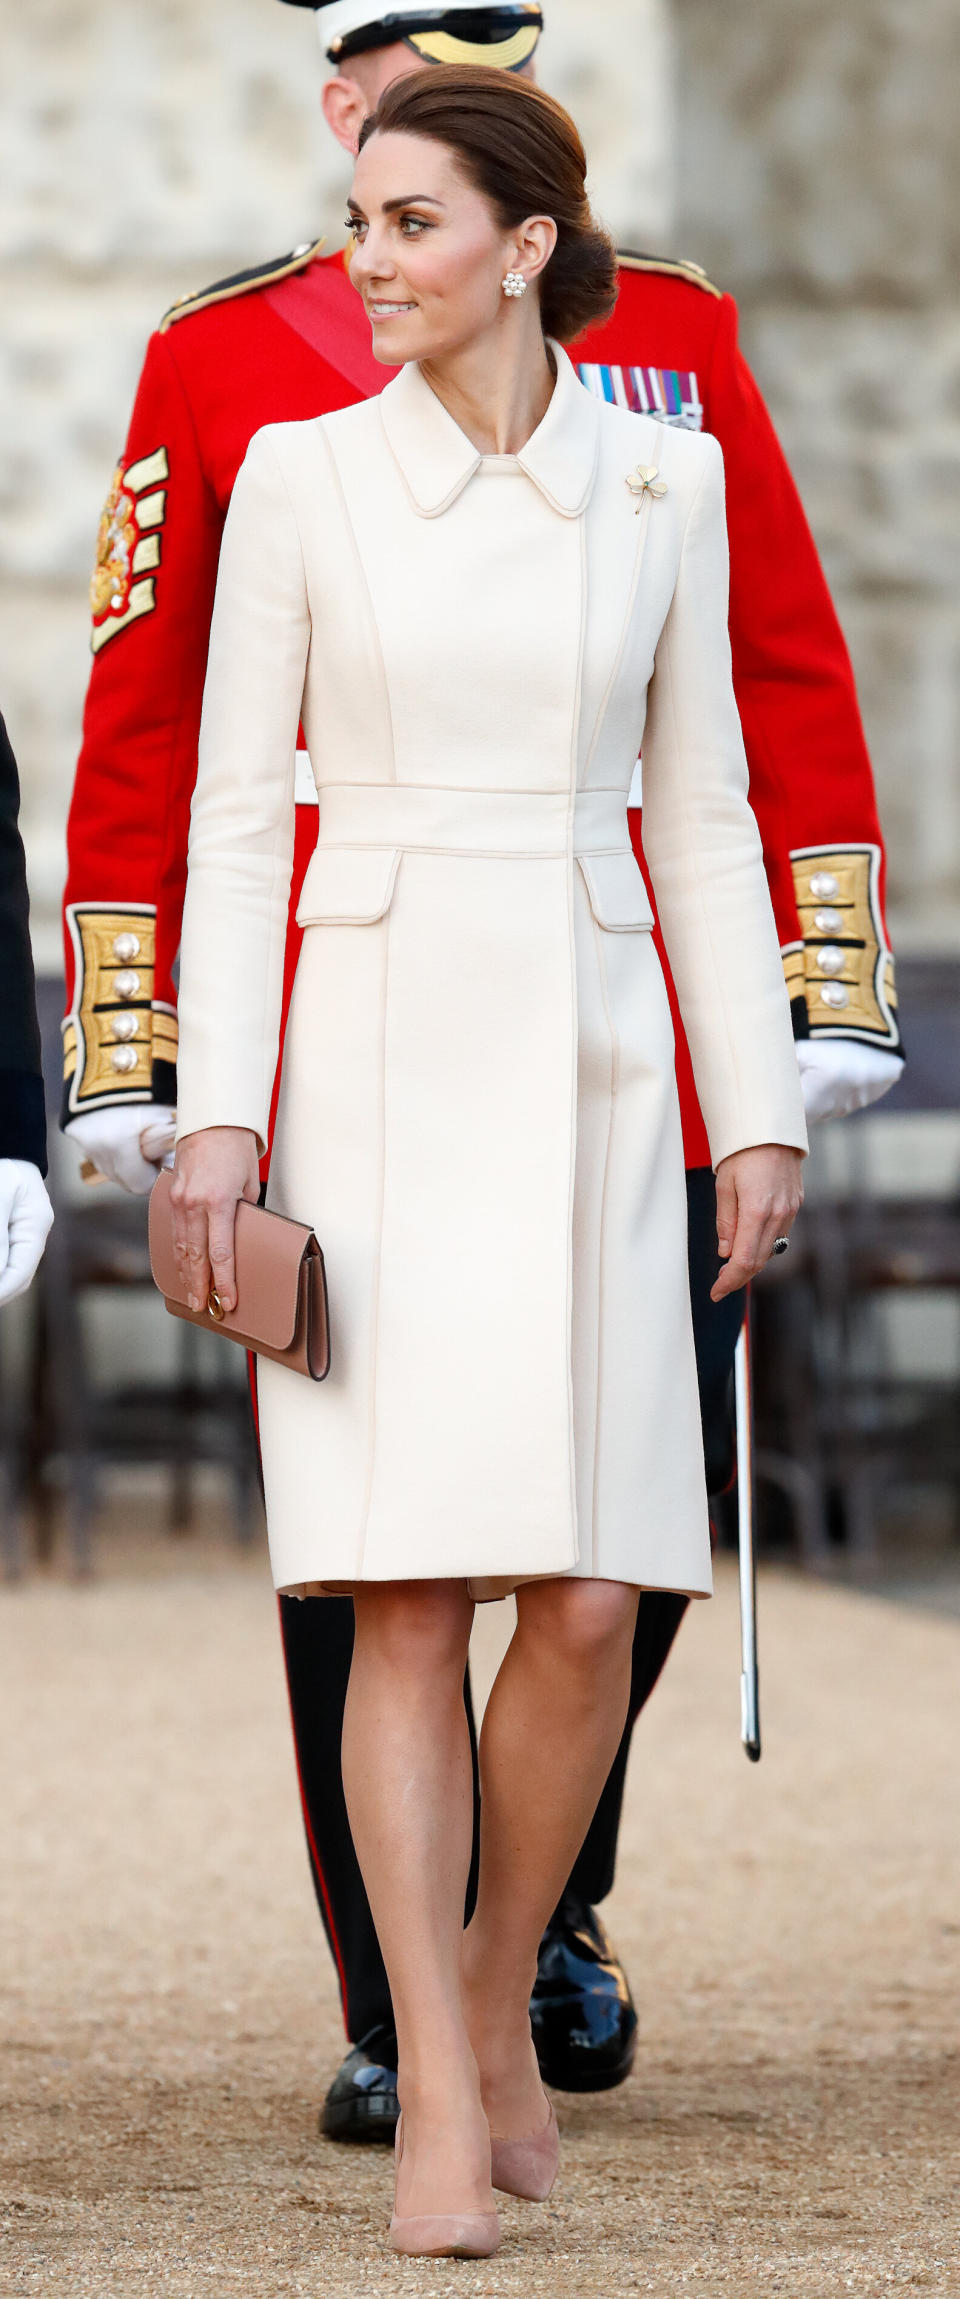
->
xmin=61 ymin=0 xmax=903 ymax=2138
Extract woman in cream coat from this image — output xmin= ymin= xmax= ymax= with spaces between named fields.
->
xmin=172 ymin=68 xmax=805 ymax=2259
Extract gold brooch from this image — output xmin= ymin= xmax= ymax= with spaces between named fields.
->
xmin=626 ymin=464 xmax=667 ymax=512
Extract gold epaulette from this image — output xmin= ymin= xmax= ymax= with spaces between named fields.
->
xmin=784 ymin=845 xmax=902 ymax=1052
xmin=62 ymin=904 xmax=179 ymax=1116
xmin=158 ymin=234 xmax=326 ymax=333
xmin=617 ymin=249 xmax=723 ymax=300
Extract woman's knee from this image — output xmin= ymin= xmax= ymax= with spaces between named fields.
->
xmin=352 ymin=1579 xmax=473 ymax=1681
xmin=516 ymin=1577 xmax=639 ymax=1674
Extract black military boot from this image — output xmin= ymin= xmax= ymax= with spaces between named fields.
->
xmin=530 ymin=1890 xmax=637 ymax=2092
xmin=320 ymin=2026 xmax=400 ymax=2142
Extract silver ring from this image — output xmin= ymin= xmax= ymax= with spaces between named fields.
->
xmin=773 ymin=1236 xmax=790 ymax=1256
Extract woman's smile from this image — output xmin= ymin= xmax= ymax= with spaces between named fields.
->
xmin=367 ymin=298 xmax=418 ymax=322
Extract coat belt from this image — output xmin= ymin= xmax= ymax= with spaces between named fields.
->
xmin=312 ymin=782 xmax=631 ymax=859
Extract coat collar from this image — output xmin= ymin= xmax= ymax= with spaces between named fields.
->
xmin=378 ymin=342 xmax=600 ymax=520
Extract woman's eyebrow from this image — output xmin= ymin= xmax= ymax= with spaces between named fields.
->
xmin=380 ymin=194 xmax=446 ymax=214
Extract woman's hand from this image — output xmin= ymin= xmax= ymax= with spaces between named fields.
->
xmin=711 ymin=1144 xmax=804 ymax=1302
xmin=170 ymin=1127 xmax=261 ymax=1315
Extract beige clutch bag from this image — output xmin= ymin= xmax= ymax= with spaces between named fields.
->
xmin=148 ymin=1168 xmax=330 ymax=1381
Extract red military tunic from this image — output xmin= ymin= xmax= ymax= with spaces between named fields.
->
xmin=62 ymin=242 xmax=900 ymax=1170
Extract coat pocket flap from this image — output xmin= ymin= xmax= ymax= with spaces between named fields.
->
xmin=296 ymin=846 xmax=401 ymax=926
xmin=578 ymin=851 xmax=655 ymax=932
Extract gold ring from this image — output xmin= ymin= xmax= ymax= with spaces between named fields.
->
xmin=207 ymin=1287 xmax=226 ymax=1321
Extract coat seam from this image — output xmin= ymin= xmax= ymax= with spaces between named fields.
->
xmin=356 ymin=899 xmax=391 ymax=1575
xmin=310 ymin=841 xmax=612 ymax=860
xmin=316 ymin=425 xmax=400 ymax=785
xmin=661 ymin=610 xmax=747 ymax=1148
xmin=251 ymin=435 xmax=312 ymax=1141
xmin=312 ymin=781 xmax=627 ymax=796
xmin=562 ymin=519 xmax=588 ymax=1565
xmin=656 ymin=454 xmax=747 ymax=1156
xmin=588 ymin=905 xmax=620 ymax=1576
xmin=583 ymin=420 xmax=661 ymax=782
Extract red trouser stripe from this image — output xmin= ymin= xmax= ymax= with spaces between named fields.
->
xmin=276 ymin=1593 xmax=352 ymax=2039
xmin=247 ymin=1352 xmax=352 ymax=2038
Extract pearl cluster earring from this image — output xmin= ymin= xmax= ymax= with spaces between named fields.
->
xmin=501 ymin=270 xmax=527 ymax=299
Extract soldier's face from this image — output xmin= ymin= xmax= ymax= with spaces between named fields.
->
xmin=347 ymin=129 xmax=547 ymax=367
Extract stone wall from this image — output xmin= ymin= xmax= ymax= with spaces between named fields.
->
xmin=673 ymin=0 xmax=960 ymax=948
xmin=0 ymin=0 xmax=672 ymax=966
xmin=3 ymin=1 xmax=956 ymax=961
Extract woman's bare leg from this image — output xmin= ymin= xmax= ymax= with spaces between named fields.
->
xmin=341 ymin=1578 xmax=493 ymax=2216
xmin=463 ymin=1576 xmax=640 ymax=2136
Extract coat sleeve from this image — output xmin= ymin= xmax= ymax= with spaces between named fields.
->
xmin=706 ymin=295 xmax=900 ymax=1057
xmin=0 ymin=712 xmax=47 ymax=1172
xmin=175 ymin=430 xmax=309 ymax=1152
xmin=640 ymin=434 xmax=808 ymax=1170
xmin=61 ymin=328 xmax=224 ymax=1127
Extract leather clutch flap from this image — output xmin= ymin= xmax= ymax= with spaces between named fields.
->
xmin=148 ymin=1168 xmax=330 ymax=1380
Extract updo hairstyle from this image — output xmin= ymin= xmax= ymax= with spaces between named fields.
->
xmin=357 ymin=64 xmax=618 ymax=344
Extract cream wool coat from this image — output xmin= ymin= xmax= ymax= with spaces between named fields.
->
xmin=176 ymin=344 xmax=807 ymax=1600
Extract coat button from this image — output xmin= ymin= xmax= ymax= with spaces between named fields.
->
xmin=815 ymin=945 xmax=847 ymax=977
xmin=110 ymin=1045 xmax=139 ymax=1073
xmin=819 ymin=982 xmax=850 ymax=1009
xmin=110 ymin=1012 xmax=138 ymax=1041
xmin=814 ymin=906 xmax=843 ymax=932
xmin=114 ymin=968 xmax=141 ymax=999
xmin=112 ymin=931 xmax=141 ymax=962
xmin=809 ymin=870 xmax=839 ymax=900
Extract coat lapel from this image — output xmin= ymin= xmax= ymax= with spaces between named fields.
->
xmin=379 ymin=343 xmax=601 ymax=519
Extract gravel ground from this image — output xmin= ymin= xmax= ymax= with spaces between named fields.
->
xmin=1 ymin=1537 xmax=958 ymax=2298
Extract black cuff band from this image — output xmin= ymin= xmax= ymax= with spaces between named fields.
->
xmin=0 ymin=1069 xmax=48 ymax=1176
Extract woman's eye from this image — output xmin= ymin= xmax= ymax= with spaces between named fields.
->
xmin=400 ymin=215 xmax=429 ymax=237
xmin=345 ymin=217 xmax=365 ymax=239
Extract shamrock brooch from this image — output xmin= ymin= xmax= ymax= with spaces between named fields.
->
xmin=626 ymin=464 xmax=668 ymax=512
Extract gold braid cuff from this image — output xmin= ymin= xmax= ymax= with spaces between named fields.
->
xmin=786 ymin=845 xmax=901 ymax=1052
xmin=62 ymin=903 xmax=178 ymax=1114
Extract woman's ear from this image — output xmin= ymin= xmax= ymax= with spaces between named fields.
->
xmin=321 ymin=73 xmax=368 ymax=157
xmin=513 ymin=215 xmax=559 ymax=287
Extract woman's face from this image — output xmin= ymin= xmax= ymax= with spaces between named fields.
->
xmin=347 ymin=130 xmax=535 ymax=365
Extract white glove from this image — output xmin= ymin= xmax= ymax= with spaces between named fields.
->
xmin=796 ymin=1039 xmax=904 ymax=1124
xmin=0 ymin=1160 xmax=54 ymax=1306
xmin=65 ymin=1103 xmax=177 ymax=1194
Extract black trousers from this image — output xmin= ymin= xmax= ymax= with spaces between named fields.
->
xmin=278 ymin=1165 xmax=745 ymax=2047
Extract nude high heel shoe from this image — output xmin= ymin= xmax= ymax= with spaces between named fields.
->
xmin=389 ymin=2115 xmax=501 ymax=2259
xmin=490 ymin=2097 xmax=559 ymax=2201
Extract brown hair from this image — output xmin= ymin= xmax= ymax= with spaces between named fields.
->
xmin=358 ymin=65 xmax=618 ymax=344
